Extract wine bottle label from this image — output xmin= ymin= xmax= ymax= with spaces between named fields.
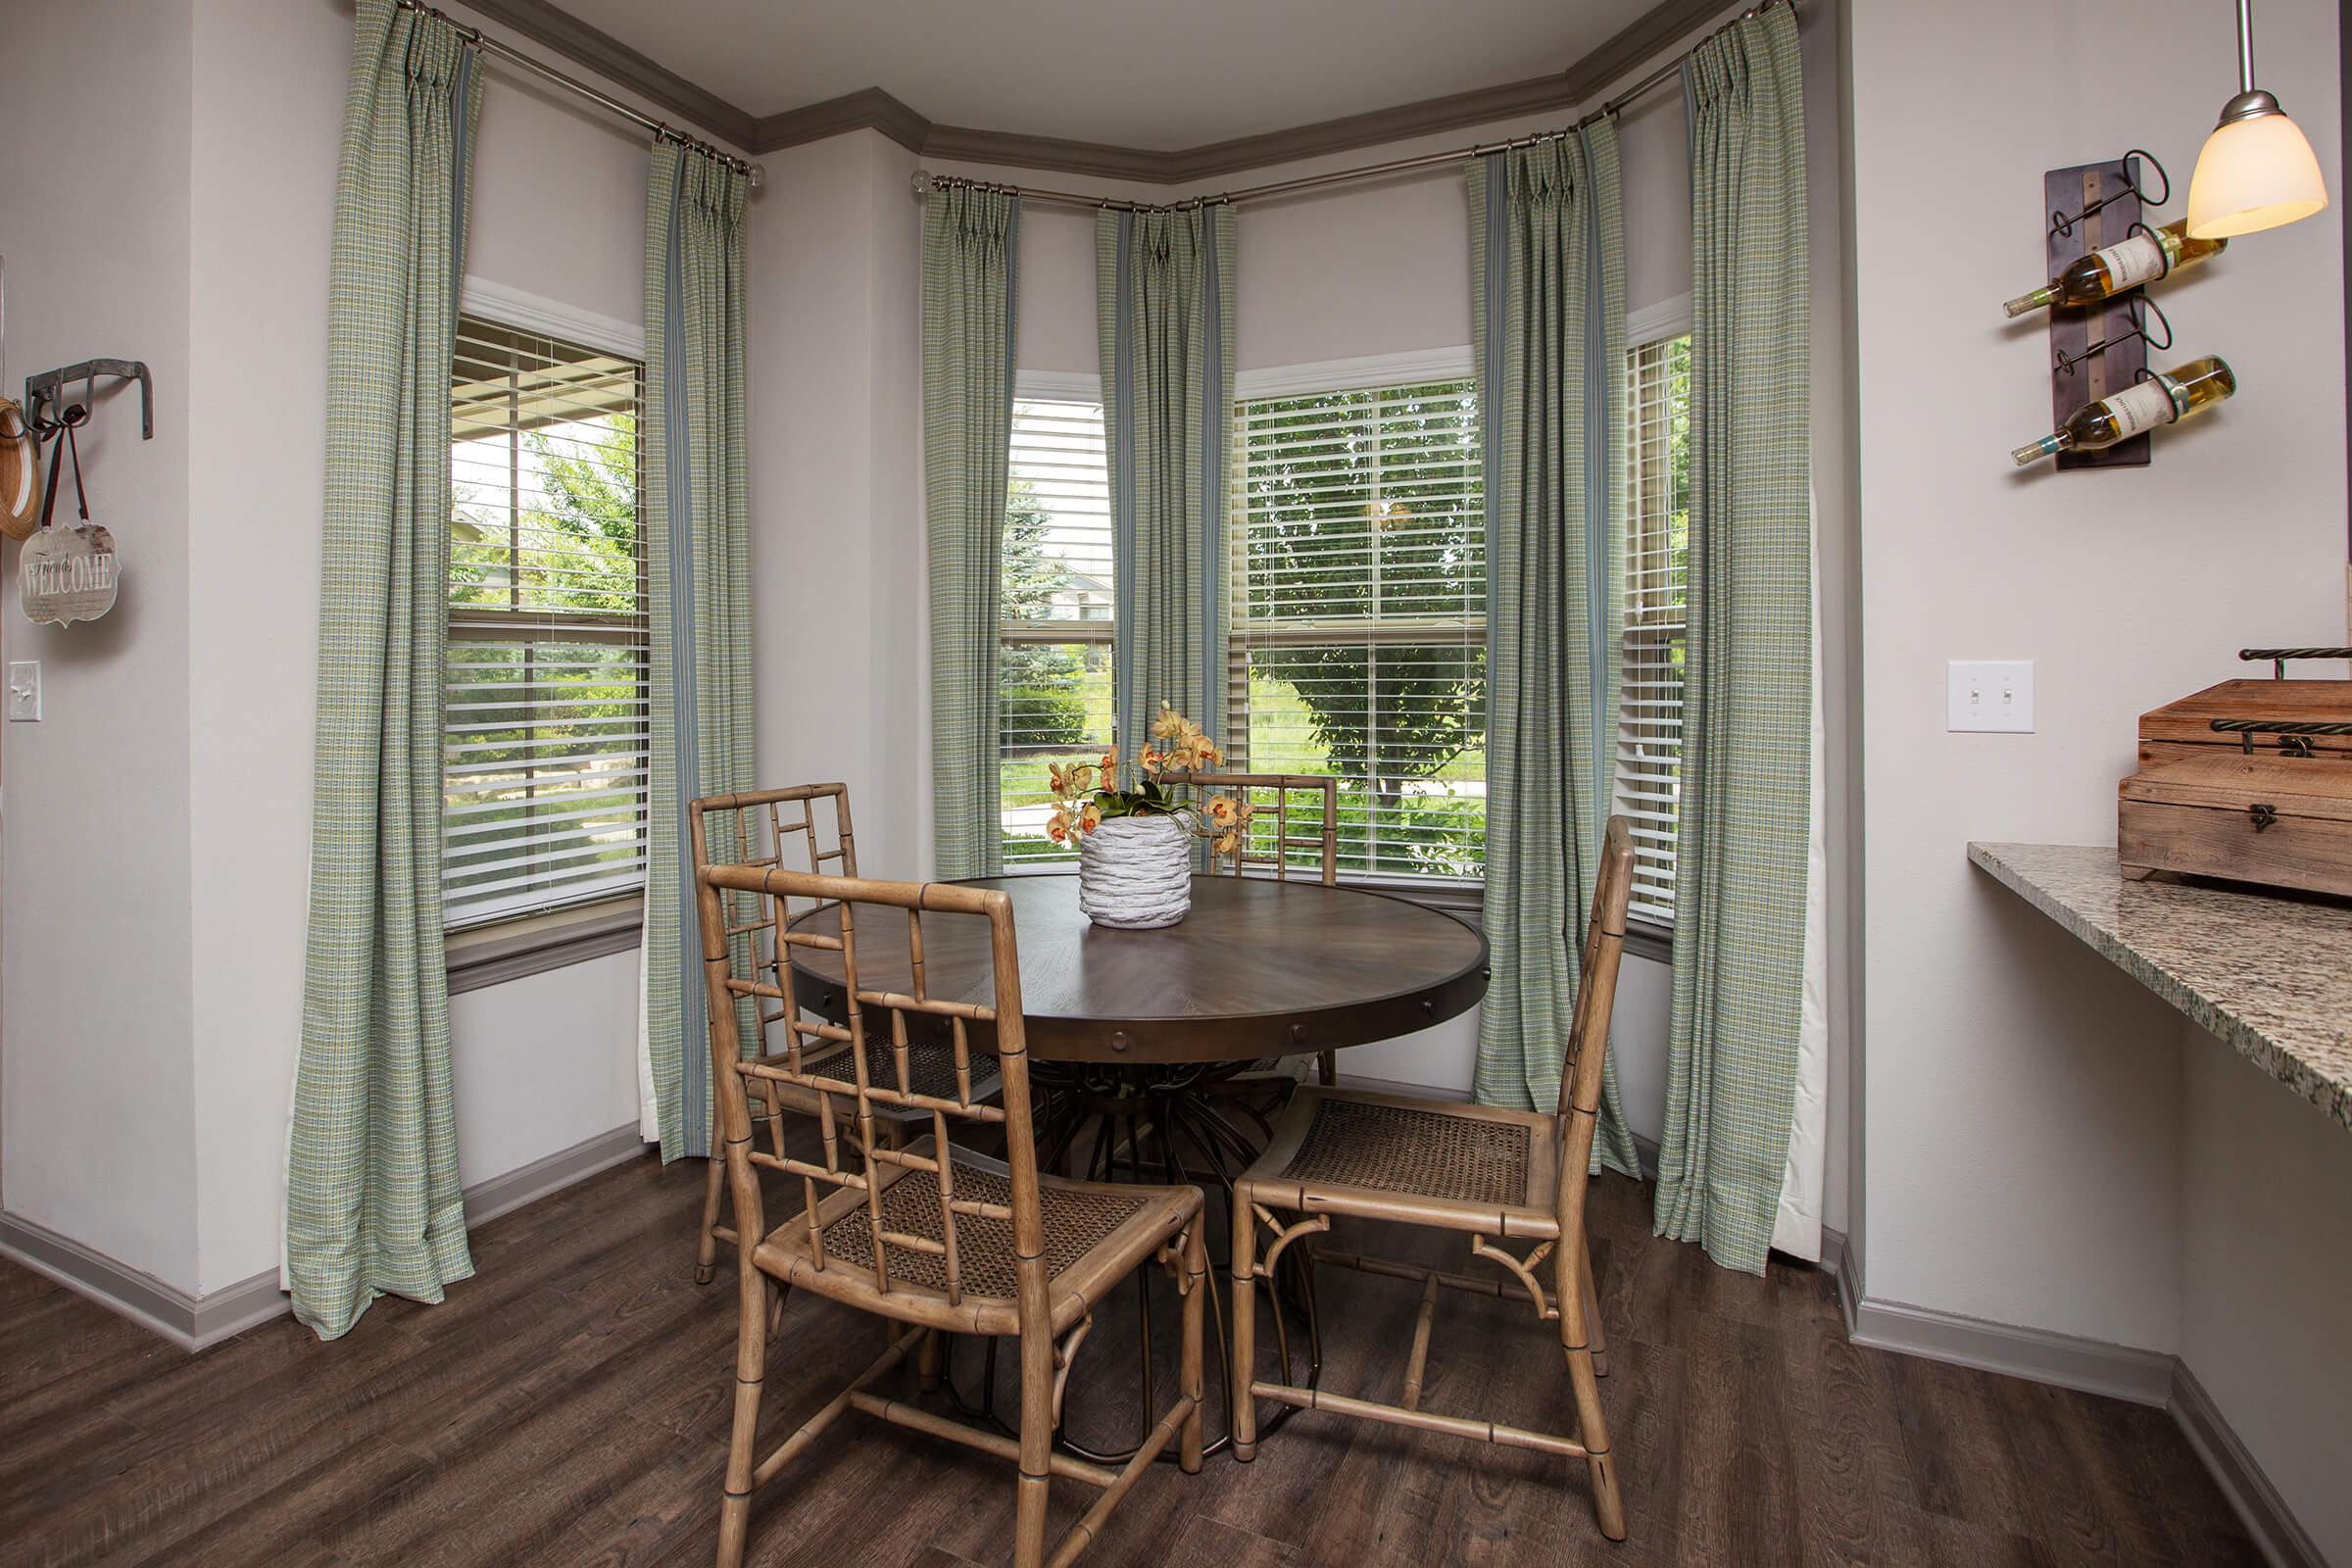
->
xmin=2102 ymin=379 xmax=2179 ymax=438
xmin=2098 ymin=232 xmax=2168 ymax=290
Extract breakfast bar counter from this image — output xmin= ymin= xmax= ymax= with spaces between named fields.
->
xmin=1969 ymin=842 xmax=2352 ymax=1133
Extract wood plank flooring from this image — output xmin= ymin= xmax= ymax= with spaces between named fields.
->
xmin=0 ymin=1152 xmax=2259 ymax=1567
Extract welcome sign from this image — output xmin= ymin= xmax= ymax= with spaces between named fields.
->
xmin=21 ymin=522 xmax=120 ymax=626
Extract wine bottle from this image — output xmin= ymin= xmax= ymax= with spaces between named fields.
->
xmin=2010 ymin=355 xmax=2235 ymax=466
xmin=2002 ymin=220 xmax=2227 ymax=318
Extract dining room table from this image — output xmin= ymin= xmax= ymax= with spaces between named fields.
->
xmin=783 ymin=869 xmax=1491 ymax=1461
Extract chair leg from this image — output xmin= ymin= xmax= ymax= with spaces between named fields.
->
xmin=1015 ymin=1311 xmax=1054 ymax=1568
xmin=695 ymin=1152 xmax=724 ymax=1286
xmin=915 ymin=1328 xmax=944 ymax=1394
xmin=1315 ymin=1049 xmax=1337 ymax=1087
xmin=1178 ymin=1221 xmax=1206 ymax=1474
xmin=1564 ymin=1341 xmax=1625 ymax=1542
xmin=1579 ymin=1243 xmax=1608 ymax=1378
xmin=714 ymin=1256 xmax=770 ymax=1568
xmin=1229 ymin=1188 xmax=1259 ymax=1462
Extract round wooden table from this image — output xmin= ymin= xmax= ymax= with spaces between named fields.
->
xmin=786 ymin=873 xmax=1489 ymax=1463
xmin=783 ymin=872 xmax=1490 ymax=1063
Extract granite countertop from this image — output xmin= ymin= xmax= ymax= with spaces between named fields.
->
xmin=1969 ymin=843 xmax=2352 ymax=1133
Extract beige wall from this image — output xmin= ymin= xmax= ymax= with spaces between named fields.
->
xmin=180 ymin=0 xmax=672 ymax=1294
xmin=2 ymin=0 xmax=724 ymax=1299
xmin=1847 ymin=0 xmax=2347 ymax=1548
xmin=1847 ymin=0 xmax=2346 ymax=1337
xmin=0 ymin=0 xmax=201 ymax=1291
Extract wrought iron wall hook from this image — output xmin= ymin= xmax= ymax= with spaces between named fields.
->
xmin=2054 ymin=293 xmax=2173 ymax=376
xmin=2049 ymin=149 xmax=2168 ymax=237
xmin=24 ymin=359 xmax=154 ymax=441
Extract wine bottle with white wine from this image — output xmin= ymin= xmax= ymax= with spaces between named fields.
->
xmin=2010 ymin=355 xmax=2235 ymax=466
xmin=2002 ymin=220 xmax=2227 ymax=318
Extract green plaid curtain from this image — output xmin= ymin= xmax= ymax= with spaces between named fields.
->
xmin=1096 ymin=205 xmax=1236 ymax=752
xmin=1466 ymin=129 xmax=1640 ymax=1178
xmin=924 ymin=186 xmax=1020 ymax=880
xmin=644 ymin=142 xmax=756 ymax=1162
xmin=286 ymin=0 xmax=481 ymax=1341
xmin=1653 ymin=3 xmax=1812 ymax=1274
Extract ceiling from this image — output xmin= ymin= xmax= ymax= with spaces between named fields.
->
xmin=552 ymin=0 xmax=1675 ymax=151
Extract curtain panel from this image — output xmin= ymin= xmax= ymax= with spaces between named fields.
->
xmin=1465 ymin=129 xmax=1640 ymax=1177
xmin=924 ymin=186 xmax=1021 ymax=880
xmin=642 ymin=143 xmax=756 ymax=1162
xmin=285 ymin=0 xmax=481 ymax=1341
xmin=1096 ymin=205 xmax=1237 ymax=751
xmin=1653 ymin=2 xmax=1814 ymax=1275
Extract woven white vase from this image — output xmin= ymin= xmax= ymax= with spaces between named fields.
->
xmin=1076 ymin=813 xmax=1193 ymax=929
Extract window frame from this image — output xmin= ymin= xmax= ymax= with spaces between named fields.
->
xmin=1226 ymin=348 xmax=1489 ymax=908
xmin=442 ymin=280 xmax=653 ymax=980
xmin=1618 ymin=294 xmax=1693 ymax=956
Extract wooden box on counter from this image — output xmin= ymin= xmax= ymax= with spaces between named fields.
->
xmin=2119 ymin=652 xmax=2352 ymax=897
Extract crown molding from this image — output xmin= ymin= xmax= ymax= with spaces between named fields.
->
xmin=492 ymin=0 xmax=1735 ymax=183
xmin=748 ymin=0 xmax=1738 ymax=181
xmin=753 ymin=86 xmax=932 ymax=159
xmin=458 ymin=0 xmax=759 ymax=150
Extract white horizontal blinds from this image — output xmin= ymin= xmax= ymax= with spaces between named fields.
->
xmin=1229 ymin=380 xmax=1486 ymax=881
xmin=1615 ymin=334 xmax=1691 ymax=925
xmin=1000 ymin=398 xmax=1114 ymax=866
xmin=444 ymin=315 xmax=650 ymax=927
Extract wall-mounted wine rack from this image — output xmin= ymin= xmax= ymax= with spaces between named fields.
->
xmin=2043 ymin=156 xmax=2150 ymax=469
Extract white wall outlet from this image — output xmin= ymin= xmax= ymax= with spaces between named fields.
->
xmin=1947 ymin=660 xmax=2033 ymax=733
xmin=7 ymin=661 xmax=40 ymax=722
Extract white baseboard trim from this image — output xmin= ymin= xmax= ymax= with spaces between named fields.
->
xmin=1817 ymin=1243 xmax=2316 ymax=1568
xmin=1844 ymin=1292 xmax=2177 ymax=1405
xmin=461 ymin=1121 xmax=651 ymax=1229
xmin=0 ymin=1122 xmax=651 ymax=1353
xmin=2170 ymin=1361 xmax=2327 ymax=1568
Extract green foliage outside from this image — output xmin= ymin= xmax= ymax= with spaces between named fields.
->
xmin=1232 ymin=381 xmax=1488 ymax=879
xmin=445 ymin=409 xmax=646 ymax=920
xmin=998 ymin=478 xmax=1093 ymax=753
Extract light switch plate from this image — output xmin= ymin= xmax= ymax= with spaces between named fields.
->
xmin=1948 ymin=660 xmax=2033 ymax=732
xmin=7 ymin=661 xmax=39 ymax=722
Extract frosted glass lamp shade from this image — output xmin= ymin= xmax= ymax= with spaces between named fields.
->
xmin=2186 ymin=110 xmax=2329 ymax=238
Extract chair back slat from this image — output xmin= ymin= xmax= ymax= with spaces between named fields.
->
xmin=1552 ymin=816 xmax=1636 ymax=1224
xmin=690 ymin=785 xmax=860 ymax=1073
xmin=1158 ymin=769 xmax=1339 ymax=885
xmin=695 ymin=860 xmax=1041 ymax=1319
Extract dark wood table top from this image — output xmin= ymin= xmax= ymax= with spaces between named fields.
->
xmin=786 ymin=873 xmax=1489 ymax=1064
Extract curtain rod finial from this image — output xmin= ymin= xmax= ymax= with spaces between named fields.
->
xmin=911 ymin=168 xmax=933 ymax=200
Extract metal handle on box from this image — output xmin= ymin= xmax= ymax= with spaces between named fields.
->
xmin=2237 ymin=648 xmax=2352 ymax=679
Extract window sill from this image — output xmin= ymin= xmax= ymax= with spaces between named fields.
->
xmin=446 ymin=894 xmax=643 ymax=995
xmin=1624 ymin=917 xmax=1674 ymax=966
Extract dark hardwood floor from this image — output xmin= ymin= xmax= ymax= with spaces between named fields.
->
xmin=0 ymin=1152 xmax=2258 ymax=1567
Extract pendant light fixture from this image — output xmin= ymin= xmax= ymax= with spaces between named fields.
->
xmin=2184 ymin=0 xmax=2329 ymax=239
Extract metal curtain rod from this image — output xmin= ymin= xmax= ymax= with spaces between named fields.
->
xmin=915 ymin=0 xmax=1790 ymax=213
xmin=390 ymin=0 xmax=762 ymax=185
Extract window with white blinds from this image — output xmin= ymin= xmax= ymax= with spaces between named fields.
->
xmin=1615 ymin=333 xmax=1691 ymax=927
xmin=1228 ymin=379 xmax=1486 ymax=882
xmin=999 ymin=397 xmax=1114 ymax=867
xmin=444 ymin=315 xmax=649 ymax=928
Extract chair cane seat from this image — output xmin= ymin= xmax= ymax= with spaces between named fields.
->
xmin=1238 ymin=1087 xmax=1563 ymax=1241
xmin=760 ymin=1139 xmax=1200 ymax=1335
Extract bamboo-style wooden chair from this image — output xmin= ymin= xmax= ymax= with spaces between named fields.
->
xmin=694 ymin=858 xmax=1206 ymax=1568
xmin=1157 ymin=768 xmax=1341 ymax=1087
xmin=689 ymin=784 xmax=1003 ymax=1285
xmin=1229 ymin=814 xmax=1638 ymax=1543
